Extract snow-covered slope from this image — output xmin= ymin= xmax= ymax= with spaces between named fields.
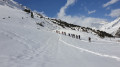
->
xmin=90 ymin=21 xmax=108 ymax=29
xmin=0 ymin=0 xmax=25 ymax=10
xmin=101 ymin=17 xmax=120 ymax=35
xmin=0 ymin=0 xmax=120 ymax=67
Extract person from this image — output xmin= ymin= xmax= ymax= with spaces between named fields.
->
xmin=73 ymin=34 xmax=75 ymax=38
xmin=56 ymin=30 xmax=58 ymax=33
xmin=68 ymin=33 xmax=71 ymax=37
xmin=78 ymin=35 xmax=80 ymax=39
xmin=62 ymin=31 xmax=64 ymax=34
xmin=71 ymin=34 xmax=74 ymax=38
xmin=88 ymin=37 xmax=91 ymax=42
xmin=64 ymin=32 xmax=66 ymax=35
xmin=76 ymin=35 xmax=78 ymax=39
xmin=58 ymin=31 xmax=60 ymax=34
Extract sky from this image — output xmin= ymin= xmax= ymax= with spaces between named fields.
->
xmin=14 ymin=0 xmax=120 ymax=28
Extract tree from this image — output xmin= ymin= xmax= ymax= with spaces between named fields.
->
xmin=24 ymin=9 xmax=31 ymax=13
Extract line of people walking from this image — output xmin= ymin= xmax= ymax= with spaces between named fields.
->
xmin=56 ymin=30 xmax=91 ymax=42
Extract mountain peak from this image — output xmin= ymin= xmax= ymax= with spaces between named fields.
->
xmin=101 ymin=17 xmax=120 ymax=35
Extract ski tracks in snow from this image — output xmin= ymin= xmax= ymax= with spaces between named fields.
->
xmin=0 ymin=30 xmax=45 ymax=60
xmin=58 ymin=35 xmax=120 ymax=61
xmin=0 ymin=30 xmax=59 ymax=67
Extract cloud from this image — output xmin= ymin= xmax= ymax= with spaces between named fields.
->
xmin=57 ymin=0 xmax=76 ymax=18
xmin=57 ymin=0 xmax=107 ymax=29
xmin=58 ymin=15 xmax=107 ymax=29
xmin=108 ymin=9 xmax=120 ymax=17
xmin=103 ymin=0 xmax=119 ymax=7
xmin=33 ymin=10 xmax=47 ymax=17
xmin=106 ymin=7 xmax=111 ymax=10
xmin=88 ymin=10 xmax=96 ymax=14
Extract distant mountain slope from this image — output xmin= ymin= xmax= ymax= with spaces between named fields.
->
xmin=101 ymin=17 xmax=120 ymax=37
xmin=0 ymin=0 xmax=25 ymax=9
xmin=49 ymin=18 xmax=113 ymax=38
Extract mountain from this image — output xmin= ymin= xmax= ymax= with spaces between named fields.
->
xmin=0 ymin=0 xmax=120 ymax=67
xmin=101 ymin=17 xmax=120 ymax=37
xmin=0 ymin=0 xmax=113 ymax=38
xmin=0 ymin=0 xmax=25 ymax=9
xmin=90 ymin=21 xmax=108 ymax=29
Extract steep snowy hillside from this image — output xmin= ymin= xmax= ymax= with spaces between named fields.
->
xmin=0 ymin=0 xmax=25 ymax=9
xmin=0 ymin=0 xmax=120 ymax=67
xmin=101 ymin=17 xmax=120 ymax=36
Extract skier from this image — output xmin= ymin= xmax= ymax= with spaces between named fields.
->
xmin=76 ymin=35 xmax=78 ymax=39
xmin=58 ymin=31 xmax=60 ymax=34
xmin=68 ymin=33 xmax=71 ymax=37
xmin=64 ymin=32 xmax=66 ymax=35
xmin=88 ymin=37 xmax=91 ymax=42
xmin=56 ymin=30 xmax=58 ymax=33
xmin=73 ymin=34 xmax=75 ymax=38
xmin=62 ymin=31 xmax=64 ymax=34
xmin=71 ymin=34 xmax=73 ymax=38
xmin=78 ymin=35 xmax=80 ymax=39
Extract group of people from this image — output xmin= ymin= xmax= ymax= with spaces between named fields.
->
xmin=56 ymin=30 xmax=91 ymax=42
xmin=68 ymin=33 xmax=81 ymax=39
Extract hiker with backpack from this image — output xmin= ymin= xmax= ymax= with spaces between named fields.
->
xmin=88 ymin=37 xmax=91 ymax=42
xmin=78 ymin=35 xmax=80 ymax=39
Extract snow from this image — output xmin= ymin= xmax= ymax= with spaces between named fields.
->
xmin=0 ymin=0 xmax=24 ymax=10
xmin=0 ymin=1 xmax=120 ymax=67
xmin=101 ymin=17 xmax=120 ymax=35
